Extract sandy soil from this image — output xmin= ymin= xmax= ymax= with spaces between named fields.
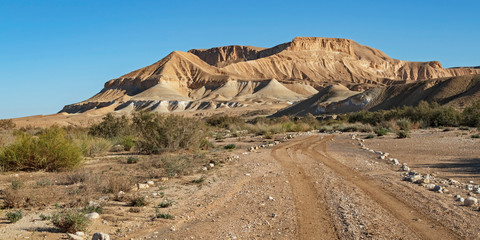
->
xmin=1 ymin=129 xmax=479 ymax=239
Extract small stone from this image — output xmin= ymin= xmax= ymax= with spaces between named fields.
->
xmin=67 ymin=233 xmax=83 ymax=240
xmin=209 ymin=163 xmax=215 ymax=168
xmin=147 ymin=181 xmax=155 ymax=186
xmin=433 ymin=185 xmax=443 ymax=193
xmin=425 ymin=184 xmax=436 ymax=190
xmin=456 ymin=197 xmax=465 ymax=202
xmin=85 ymin=212 xmax=100 ymax=219
xmin=401 ymin=165 xmax=410 ymax=172
xmin=91 ymin=232 xmax=110 ymax=240
xmin=75 ymin=232 xmax=85 ymax=237
xmin=202 ymin=167 xmax=208 ymax=171
xmin=267 ymin=196 xmax=274 ymax=201
xmin=464 ymin=197 xmax=478 ymax=206
xmin=137 ymin=183 xmax=149 ymax=189
xmin=161 ymin=177 xmax=169 ymax=182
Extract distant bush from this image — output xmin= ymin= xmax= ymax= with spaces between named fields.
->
xmin=0 ymin=127 xmax=83 ymax=171
xmin=126 ymin=156 xmax=139 ymax=164
xmin=374 ymin=127 xmax=388 ymax=136
xmin=463 ymin=100 xmax=480 ymax=127
xmin=133 ymin=113 xmax=209 ymax=154
xmin=120 ymin=135 xmax=135 ymax=151
xmin=73 ymin=133 xmax=112 ymax=157
xmin=365 ymin=134 xmax=375 ymax=139
xmin=6 ymin=210 xmax=22 ymax=223
xmin=130 ymin=196 xmax=148 ymax=207
xmin=89 ymin=113 xmax=130 ymax=138
xmin=0 ymin=119 xmax=15 ymax=130
xmin=224 ymin=144 xmax=236 ymax=150
xmin=205 ymin=115 xmax=245 ymax=130
xmin=471 ymin=134 xmax=480 ymax=139
xmin=396 ymin=119 xmax=411 ymax=131
xmin=397 ymin=130 xmax=410 ymax=138
xmin=51 ymin=209 xmax=90 ymax=233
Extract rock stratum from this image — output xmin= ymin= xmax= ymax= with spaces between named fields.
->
xmin=61 ymin=37 xmax=480 ymax=114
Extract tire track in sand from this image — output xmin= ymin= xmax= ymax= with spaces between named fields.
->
xmin=301 ymin=135 xmax=460 ymax=240
xmin=271 ymin=139 xmax=340 ymax=239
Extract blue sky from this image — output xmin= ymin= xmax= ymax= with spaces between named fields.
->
xmin=1 ymin=0 xmax=479 ymax=119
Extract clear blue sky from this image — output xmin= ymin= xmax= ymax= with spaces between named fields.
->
xmin=1 ymin=0 xmax=479 ymax=119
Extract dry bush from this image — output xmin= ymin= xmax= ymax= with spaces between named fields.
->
xmin=2 ymin=188 xmax=55 ymax=209
xmin=0 ymin=119 xmax=15 ymax=130
xmin=51 ymin=209 xmax=90 ymax=233
xmin=71 ymin=132 xmax=112 ymax=157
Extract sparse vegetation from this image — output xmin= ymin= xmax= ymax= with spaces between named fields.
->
xmin=374 ymin=127 xmax=389 ymax=136
xmin=471 ymin=134 xmax=480 ymax=139
xmin=127 ymin=156 xmax=140 ymax=164
xmin=0 ymin=127 xmax=82 ymax=171
xmin=0 ymin=119 xmax=15 ymax=130
xmin=397 ymin=130 xmax=410 ymax=139
xmin=224 ymin=144 xmax=236 ymax=150
xmin=158 ymin=200 xmax=173 ymax=208
xmin=51 ymin=209 xmax=90 ymax=233
xmin=6 ymin=210 xmax=23 ymax=223
xmin=365 ymin=134 xmax=375 ymax=139
xmin=130 ymin=196 xmax=148 ymax=207
xmin=154 ymin=207 xmax=173 ymax=219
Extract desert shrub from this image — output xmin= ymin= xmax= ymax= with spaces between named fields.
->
xmin=73 ymin=134 xmax=112 ymax=157
xmin=133 ymin=113 xmax=209 ymax=154
xmin=463 ymin=101 xmax=480 ymax=127
xmin=120 ymin=135 xmax=135 ymax=151
xmin=158 ymin=200 xmax=173 ymax=208
xmin=102 ymin=175 xmax=132 ymax=194
xmin=65 ymin=170 xmax=92 ymax=185
xmin=397 ymin=130 xmax=410 ymax=138
xmin=89 ymin=113 xmax=130 ymax=139
xmin=127 ymin=156 xmax=139 ymax=164
xmin=205 ymin=115 xmax=245 ymax=130
xmin=0 ymin=119 xmax=15 ymax=130
xmin=0 ymin=127 xmax=83 ymax=171
xmin=191 ymin=176 xmax=205 ymax=184
xmin=51 ymin=209 xmax=90 ymax=233
xmin=82 ymin=205 xmax=103 ymax=214
xmin=471 ymin=134 xmax=480 ymax=139
xmin=374 ymin=127 xmax=388 ymax=136
xmin=11 ymin=179 xmax=23 ymax=190
xmin=36 ymin=178 xmax=51 ymax=187
xmin=130 ymin=196 xmax=148 ymax=207
xmin=161 ymin=155 xmax=191 ymax=176
xmin=224 ymin=144 xmax=236 ymax=150
xmin=365 ymin=134 xmax=375 ymax=139
xmin=396 ymin=119 xmax=411 ymax=131
xmin=39 ymin=214 xmax=51 ymax=221
xmin=155 ymin=212 xmax=173 ymax=219
xmin=6 ymin=210 xmax=22 ymax=223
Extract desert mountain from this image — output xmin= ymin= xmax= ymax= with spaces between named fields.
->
xmin=61 ymin=37 xmax=480 ymax=114
xmin=273 ymin=74 xmax=480 ymax=116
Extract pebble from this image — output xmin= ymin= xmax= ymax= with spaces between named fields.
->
xmin=137 ymin=183 xmax=149 ymax=189
xmin=464 ymin=197 xmax=478 ymax=206
xmin=92 ymin=232 xmax=110 ymax=240
xmin=147 ymin=180 xmax=155 ymax=186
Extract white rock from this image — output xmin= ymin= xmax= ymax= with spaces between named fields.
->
xmin=464 ymin=197 xmax=478 ymax=206
xmin=401 ymin=165 xmax=410 ymax=171
xmin=202 ymin=167 xmax=208 ymax=171
xmin=67 ymin=233 xmax=83 ymax=240
xmin=85 ymin=212 xmax=100 ymax=219
xmin=75 ymin=232 xmax=85 ymax=237
xmin=91 ymin=232 xmax=110 ymax=240
xmin=209 ymin=163 xmax=215 ymax=168
xmin=456 ymin=197 xmax=465 ymax=202
xmin=425 ymin=184 xmax=436 ymax=190
xmin=147 ymin=181 xmax=155 ymax=186
xmin=137 ymin=183 xmax=149 ymax=189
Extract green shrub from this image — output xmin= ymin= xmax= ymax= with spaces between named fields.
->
xmin=74 ymin=134 xmax=112 ymax=157
xmin=127 ymin=156 xmax=139 ymax=164
xmin=51 ymin=209 xmax=90 ymax=233
xmin=39 ymin=214 xmax=50 ymax=221
xmin=11 ymin=179 xmax=23 ymax=190
xmin=191 ymin=176 xmax=205 ymax=184
xmin=35 ymin=178 xmax=51 ymax=187
xmin=133 ymin=113 xmax=209 ymax=154
xmin=365 ymin=134 xmax=374 ymax=139
xmin=397 ymin=130 xmax=410 ymax=138
xmin=396 ymin=119 xmax=411 ymax=131
xmin=0 ymin=127 xmax=83 ymax=171
xmin=89 ymin=113 xmax=130 ymax=139
xmin=374 ymin=128 xmax=388 ymax=136
xmin=463 ymin=101 xmax=480 ymax=127
xmin=6 ymin=210 xmax=22 ymax=223
xmin=471 ymin=134 xmax=480 ymax=139
xmin=224 ymin=144 xmax=236 ymax=150
xmin=158 ymin=200 xmax=173 ymax=208
xmin=130 ymin=196 xmax=148 ymax=207
xmin=120 ymin=135 xmax=135 ymax=151
xmin=82 ymin=205 xmax=103 ymax=214
xmin=154 ymin=207 xmax=173 ymax=219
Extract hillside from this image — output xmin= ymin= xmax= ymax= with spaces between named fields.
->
xmin=60 ymin=37 xmax=480 ymax=114
xmin=273 ymin=74 xmax=480 ymax=116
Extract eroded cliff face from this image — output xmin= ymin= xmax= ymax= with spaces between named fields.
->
xmin=61 ymin=37 xmax=480 ymax=114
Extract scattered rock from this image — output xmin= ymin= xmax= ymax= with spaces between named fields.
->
xmin=433 ymin=185 xmax=443 ymax=193
xmin=147 ymin=180 xmax=155 ymax=186
xmin=401 ymin=165 xmax=410 ymax=172
xmin=425 ymin=184 xmax=436 ymax=190
xmin=67 ymin=233 xmax=83 ymax=240
xmin=202 ymin=167 xmax=208 ymax=171
xmin=209 ymin=163 xmax=215 ymax=168
xmin=91 ymin=232 xmax=110 ymax=240
xmin=456 ymin=197 xmax=465 ymax=203
xmin=464 ymin=197 xmax=478 ymax=206
xmin=85 ymin=212 xmax=100 ymax=219
xmin=75 ymin=232 xmax=85 ymax=237
xmin=137 ymin=183 xmax=149 ymax=189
